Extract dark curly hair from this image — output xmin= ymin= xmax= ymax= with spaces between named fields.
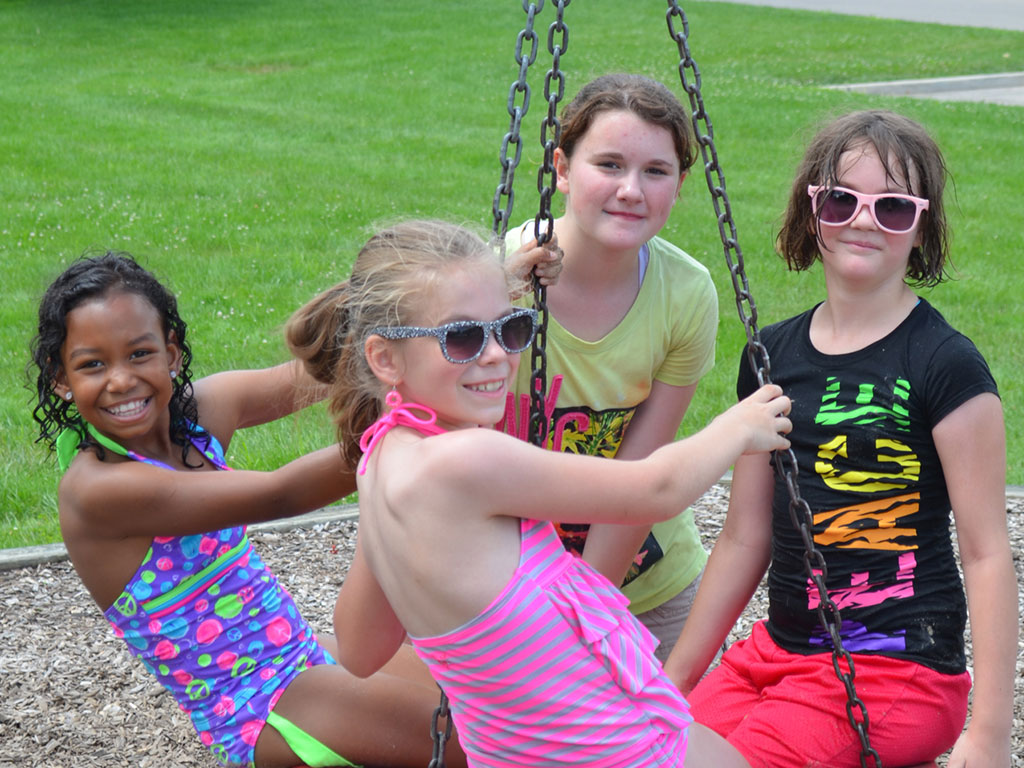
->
xmin=29 ymin=250 xmax=205 ymax=466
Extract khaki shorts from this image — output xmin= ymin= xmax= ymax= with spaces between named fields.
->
xmin=633 ymin=568 xmax=704 ymax=663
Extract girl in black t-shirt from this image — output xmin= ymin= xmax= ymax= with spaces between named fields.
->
xmin=666 ymin=110 xmax=1016 ymax=768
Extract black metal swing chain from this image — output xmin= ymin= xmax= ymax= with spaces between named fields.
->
xmin=664 ymin=3 xmax=882 ymax=767
xmin=426 ymin=690 xmax=453 ymax=768
xmin=490 ymin=0 xmax=569 ymax=449
xmin=491 ymin=0 xmax=543 ymax=243
xmin=525 ymin=0 xmax=568 ymax=448
xmin=428 ymin=4 xmax=571 ymax=766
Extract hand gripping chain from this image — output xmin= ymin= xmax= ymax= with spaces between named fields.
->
xmin=664 ymin=2 xmax=881 ymax=765
xmin=430 ymin=3 xmax=572 ymax=766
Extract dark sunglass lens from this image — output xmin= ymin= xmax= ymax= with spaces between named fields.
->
xmin=444 ymin=325 xmax=486 ymax=361
xmin=499 ymin=314 xmax=535 ymax=352
xmin=819 ymin=190 xmax=858 ymax=224
xmin=874 ymin=196 xmax=916 ymax=231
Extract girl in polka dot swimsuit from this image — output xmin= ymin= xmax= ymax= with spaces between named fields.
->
xmin=30 ymin=251 xmax=469 ymax=768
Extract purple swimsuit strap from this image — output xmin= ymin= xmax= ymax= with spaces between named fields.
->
xmin=358 ymin=390 xmax=447 ymax=475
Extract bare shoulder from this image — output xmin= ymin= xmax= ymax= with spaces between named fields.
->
xmin=58 ymin=452 xmax=152 ymax=532
xmin=428 ymin=428 xmax=525 ymax=479
xmin=58 ymin=454 xmax=150 ymax=555
xmin=379 ymin=428 xmax=518 ymax=508
xmin=60 ymin=451 xmax=118 ymax=510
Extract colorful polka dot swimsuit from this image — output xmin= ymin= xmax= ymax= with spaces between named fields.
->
xmin=100 ymin=429 xmax=333 ymax=767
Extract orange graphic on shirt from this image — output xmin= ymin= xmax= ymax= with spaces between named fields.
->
xmin=813 ymin=492 xmax=920 ymax=551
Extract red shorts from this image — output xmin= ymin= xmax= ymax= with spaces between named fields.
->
xmin=689 ymin=621 xmax=970 ymax=768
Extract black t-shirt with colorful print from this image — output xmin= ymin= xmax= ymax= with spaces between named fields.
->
xmin=738 ymin=299 xmax=998 ymax=674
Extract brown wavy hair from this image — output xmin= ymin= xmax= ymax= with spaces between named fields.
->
xmin=286 ymin=220 xmax=500 ymax=464
xmin=559 ymin=73 xmax=697 ymax=174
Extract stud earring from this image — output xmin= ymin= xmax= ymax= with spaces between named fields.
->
xmin=65 ymin=392 xmax=73 ymax=401
xmin=170 ymin=370 xmax=177 ymax=379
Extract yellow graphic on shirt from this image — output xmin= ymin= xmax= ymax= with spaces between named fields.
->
xmin=814 ymin=376 xmax=919 ymax=492
xmin=815 ymin=435 xmax=920 ymax=492
xmin=551 ymin=407 xmax=631 ymax=457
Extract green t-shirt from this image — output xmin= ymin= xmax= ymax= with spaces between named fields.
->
xmin=499 ymin=226 xmax=718 ymax=613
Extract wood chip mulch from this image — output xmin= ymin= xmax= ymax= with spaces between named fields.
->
xmin=1 ymin=486 xmax=1021 ymax=768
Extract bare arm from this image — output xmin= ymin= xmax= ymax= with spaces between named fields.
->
xmin=937 ymin=393 xmax=1016 ymax=768
xmin=333 ymin=536 xmax=407 ymax=678
xmin=193 ymin=359 xmax=328 ymax=445
xmin=664 ymin=451 xmax=775 ymax=693
xmin=436 ymin=384 xmax=789 ymax=529
xmin=60 ymin=443 xmax=355 ymax=539
xmin=582 ymin=380 xmax=698 ymax=585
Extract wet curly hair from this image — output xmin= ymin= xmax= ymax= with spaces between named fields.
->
xmin=777 ymin=110 xmax=951 ymax=287
xmin=29 ymin=250 xmax=204 ymax=466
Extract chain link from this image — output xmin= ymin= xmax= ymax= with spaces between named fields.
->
xmin=491 ymin=1 xmax=568 ymax=449
xmin=426 ymin=686 xmax=453 ymax=768
xmin=664 ymin=3 xmax=881 ymax=766
xmin=427 ymin=4 xmax=571 ymax=766
xmin=526 ymin=0 xmax=568 ymax=448
xmin=492 ymin=1 xmax=541 ymax=245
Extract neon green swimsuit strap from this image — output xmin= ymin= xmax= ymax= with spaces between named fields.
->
xmin=56 ymin=424 xmax=127 ymax=472
xmin=265 ymin=710 xmax=359 ymax=768
xmin=55 ymin=422 xmax=227 ymax=473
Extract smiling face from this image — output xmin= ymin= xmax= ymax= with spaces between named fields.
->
xmin=383 ymin=258 xmax=521 ymax=431
xmin=56 ymin=290 xmax=180 ymax=449
xmin=555 ymin=109 xmax=683 ymax=257
xmin=816 ymin=142 xmax=924 ymax=294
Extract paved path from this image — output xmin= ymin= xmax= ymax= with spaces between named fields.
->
xmin=701 ymin=0 xmax=1024 ymax=106
xmin=699 ymin=0 xmax=1024 ymax=31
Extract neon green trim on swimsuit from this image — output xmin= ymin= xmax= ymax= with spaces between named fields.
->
xmin=140 ymin=536 xmax=250 ymax=618
xmin=266 ymin=710 xmax=360 ymax=768
xmin=56 ymin=425 xmax=83 ymax=472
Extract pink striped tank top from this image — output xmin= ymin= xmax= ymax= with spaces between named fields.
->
xmin=360 ymin=394 xmax=693 ymax=766
xmin=409 ymin=515 xmax=693 ymax=767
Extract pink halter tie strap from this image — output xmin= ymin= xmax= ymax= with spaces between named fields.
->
xmin=357 ymin=390 xmax=447 ymax=475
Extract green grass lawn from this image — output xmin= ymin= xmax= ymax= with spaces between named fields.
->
xmin=2 ymin=0 xmax=1022 ymax=548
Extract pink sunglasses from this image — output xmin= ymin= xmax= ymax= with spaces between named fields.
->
xmin=808 ymin=185 xmax=929 ymax=234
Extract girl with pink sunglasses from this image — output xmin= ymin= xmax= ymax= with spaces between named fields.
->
xmin=666 ymin=110 xmax=1016 ymax=768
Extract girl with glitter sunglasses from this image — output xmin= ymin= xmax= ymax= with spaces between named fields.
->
xmin=292 ymin=218 xmax=792 ymax=767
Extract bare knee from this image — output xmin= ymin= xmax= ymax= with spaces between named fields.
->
xmin=685 ymin=722 xmax=750 ymax=768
